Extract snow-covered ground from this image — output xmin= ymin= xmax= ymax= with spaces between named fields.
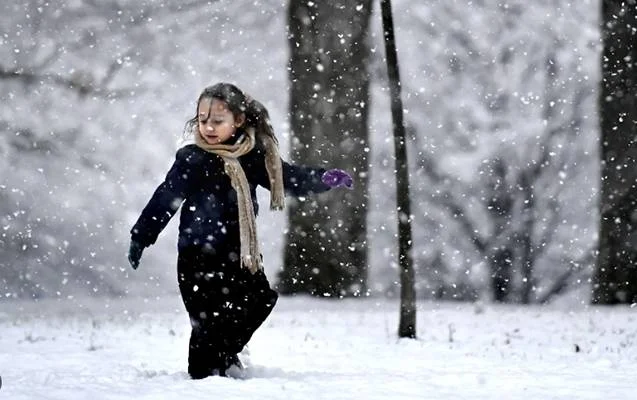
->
xmin=0 ymin=295 xmax=635 ymax=399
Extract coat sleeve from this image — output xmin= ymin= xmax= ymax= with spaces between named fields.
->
xmin=130 ymin=147 xmax=196 ymax=247
xmin=245 ymin=147 xmax=331 ymax=197
xmin=280 ymin=160 xmax=331 ymax=197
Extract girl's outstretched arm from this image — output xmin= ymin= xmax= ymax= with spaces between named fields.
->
xmin=243 ymin=147 xmax=332 ymax=197
xmin=130 ymin=147 xmax=197 ymax=247
xmin=280 ymin=160 xmax=332 ymax=197
xmin=279 ymin=162 xmax=354 ymax=195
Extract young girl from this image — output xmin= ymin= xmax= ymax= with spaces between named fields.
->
xmin=127 ymin=82 xmax=353 ymax=379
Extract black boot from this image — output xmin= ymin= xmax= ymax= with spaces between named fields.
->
xmin=188 ymin=347 xmax=225 ymax=379
xmin=226 ymin=353 xmax=243 ymax=370
xmin=218 ymin=353 xmax=243 ymax=377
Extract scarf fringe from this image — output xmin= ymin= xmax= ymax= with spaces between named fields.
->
xmin=241 ymin=254 xmax=261 ymax=275
xmin=261 ymin=134 xmax=285 ymax=210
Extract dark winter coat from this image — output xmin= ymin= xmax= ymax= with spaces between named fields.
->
xmin=130 ymin=142 xmax=330 ymax=253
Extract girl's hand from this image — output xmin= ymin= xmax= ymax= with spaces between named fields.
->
xmin=128 ymin=240 xmax=144 ymax=270
xmin=321 ymin=169 xmax=354 ymax=189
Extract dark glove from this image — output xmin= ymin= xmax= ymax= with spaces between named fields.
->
xmin=321 ymin=169 xmax=354 ymax=189
xmin=128 ymin=240 xmax=144 ymax=270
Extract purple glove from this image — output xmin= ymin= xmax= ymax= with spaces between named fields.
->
xmin=321 ymin=169 xmax=353 ymax=189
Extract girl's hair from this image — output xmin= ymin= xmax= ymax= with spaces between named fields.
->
xmin=184 ymin=82 xmax=278 ymax=144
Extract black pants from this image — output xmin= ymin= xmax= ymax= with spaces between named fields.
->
xmin=177 ymin=247 xmax=278 ymax=378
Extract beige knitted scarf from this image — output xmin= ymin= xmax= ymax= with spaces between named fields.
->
xmin=195 ymin=127 xmax=284 ymax=274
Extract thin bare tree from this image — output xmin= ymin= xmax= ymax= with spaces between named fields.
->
xmin=380 ymin=0 xmax=416 ymax=339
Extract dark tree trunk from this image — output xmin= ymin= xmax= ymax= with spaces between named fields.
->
xmin=519 ymin=172 xmax=535 ymax=304
xmin=593 ymin=0 xmax=637 ymax=304
xmin=279 ymin=0 xmax=372 ymax=297
xmin=380 ymin=0 xmax=416 ymax=339
xmin=484 ymin=158 xmax=514 ymax=302
xmin=491 ymin=248 xmax=513 ymax=302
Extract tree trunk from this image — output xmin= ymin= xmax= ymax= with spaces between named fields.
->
xmin=518 ymin=172 xmax=535 ymax=304
xmin=279 ymin=0 xmax=372 ymax=297
xmin=484 ymin=158 xmax=514 ymax=302
xmin=380 ymin=0 xmax=416 ymax=338
xmin=593 ymin=0 xmax=637 ymax=304
xmin=491 ymin=248 xmax=513 ymax=302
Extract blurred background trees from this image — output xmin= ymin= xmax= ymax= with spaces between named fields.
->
xmin=366 ymin=0 xmax=599 ymax=304
xmin=0 ymin=0 xmax=153 ymax=297
xmin=0 ymin=0 xmax=289 ymax=298
xmin=1 ymin=0 xmax=625 ymax=306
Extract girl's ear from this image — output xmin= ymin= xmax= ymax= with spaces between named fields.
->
xmin=235 ymin=113 xmax=246 ymax=128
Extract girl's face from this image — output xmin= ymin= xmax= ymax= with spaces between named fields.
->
xmin=197 ymin=97 xmax=245 ymax=145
